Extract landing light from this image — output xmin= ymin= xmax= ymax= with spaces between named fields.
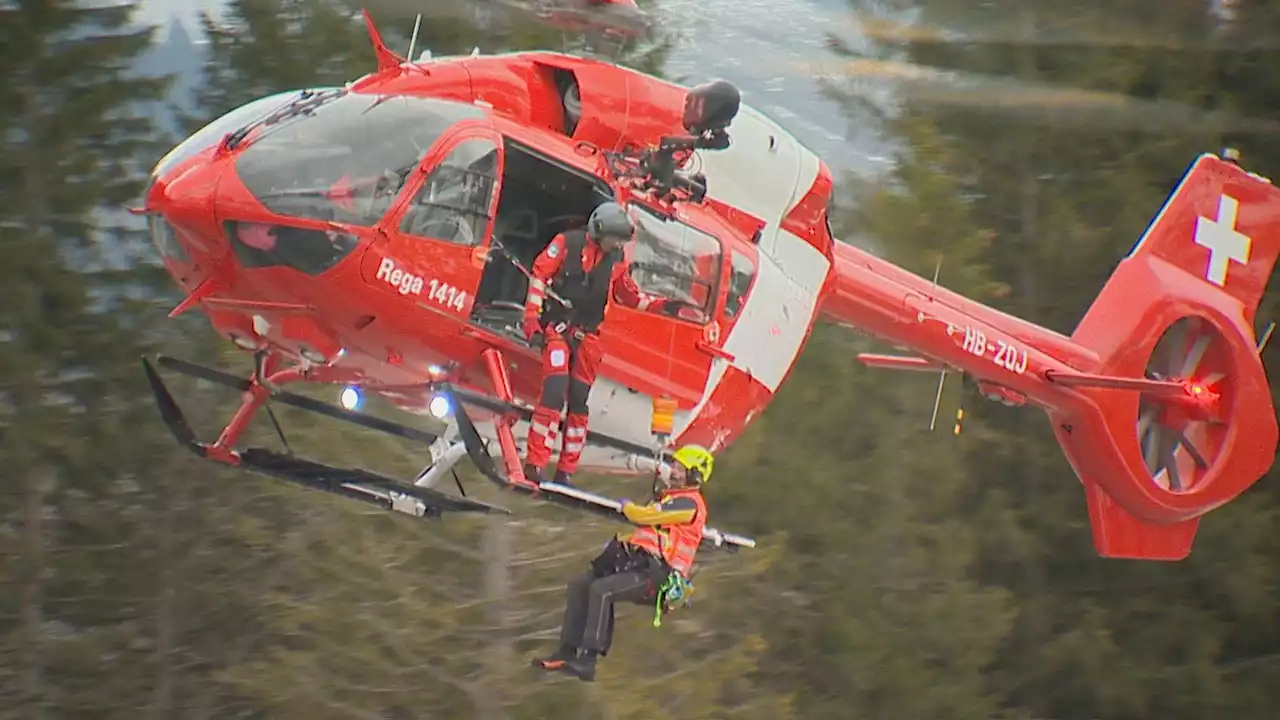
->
xmin=340 ymin=386 xmax=362 ymax=411
xmin=428 ymin=394 xmax=451 ymax=419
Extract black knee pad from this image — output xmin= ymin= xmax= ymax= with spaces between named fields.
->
xmin=567 ymin=379 xmax=592 ymax=414
xmin=539 ymin=373 xmax=569 ymax=410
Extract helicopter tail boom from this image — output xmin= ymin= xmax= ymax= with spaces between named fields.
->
xmin=821 ymin=152 xmax=1280 ymax=561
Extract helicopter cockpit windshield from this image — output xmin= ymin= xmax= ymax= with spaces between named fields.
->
xmin=233 ymin=90 xmax=487 ymax=227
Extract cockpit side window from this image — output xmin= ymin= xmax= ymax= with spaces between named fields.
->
xmin=725 ymin=250 xmax=756 ymax=319
xmin=627 ymin=204 xmax=723 ymax=322
xmin=399 ymin=138 xmax=499 ymax=247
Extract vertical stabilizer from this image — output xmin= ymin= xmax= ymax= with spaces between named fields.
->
xmin=362 ymin=9 xmax=404 ymax=72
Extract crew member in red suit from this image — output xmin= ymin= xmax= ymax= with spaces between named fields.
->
xmin=521 ymin=201 xmax=689 ymax=487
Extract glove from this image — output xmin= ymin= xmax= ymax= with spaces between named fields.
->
xmin=661 ymin=300 xmax=693 ymax=318
xmin=521 ymin=311 xmax=541 ymax=341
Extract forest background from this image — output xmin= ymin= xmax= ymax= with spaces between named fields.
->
xmin=3 ymin=0 xmax=1280 ymax=718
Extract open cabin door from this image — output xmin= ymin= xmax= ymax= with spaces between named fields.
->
xmin=367 ymin=126 xmax=504 ymax=316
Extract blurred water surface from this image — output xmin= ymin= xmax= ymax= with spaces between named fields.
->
xmin=659 ymin=0 xmax=883 ymax=175
xmin=137 ymin=0 xmax=882 ymax=176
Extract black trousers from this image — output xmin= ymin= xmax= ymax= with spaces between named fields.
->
xmin=557 ymin=567 xmax=657 ymax=655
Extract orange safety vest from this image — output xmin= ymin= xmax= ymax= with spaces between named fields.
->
xmin=625 ymin=487 xmax=707 ymax=576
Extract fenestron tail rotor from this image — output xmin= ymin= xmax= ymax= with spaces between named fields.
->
xmin=1137 ymin=317 xmax=1231 ymax=493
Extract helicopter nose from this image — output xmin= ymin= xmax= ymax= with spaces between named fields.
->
xmin=145 ymin=151 xmax=228 ymax=274
xmin=144 ymin=89 xmax=309 ymax=270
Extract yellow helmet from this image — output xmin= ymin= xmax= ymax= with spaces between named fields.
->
xmin=672 ymin=444 xmax=714 ymax=485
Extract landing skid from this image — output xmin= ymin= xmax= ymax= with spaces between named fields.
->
xmin=142 ymin=355 xmax=508 ymax=519
xmin=141 ymin=351 xmax=755 ymax=553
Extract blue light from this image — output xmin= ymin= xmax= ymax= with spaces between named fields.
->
xmin=428 ymin=394 xmax=451 ymax=419
xmin=340 ymin=386 xmax=362 ymax=411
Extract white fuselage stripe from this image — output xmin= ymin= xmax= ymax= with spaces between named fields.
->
xmin=672 ymin=104 xmax=832 ymax=437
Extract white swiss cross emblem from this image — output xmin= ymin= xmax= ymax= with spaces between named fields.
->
xmin=1194 ymin=193 xmax=1252 ymax=287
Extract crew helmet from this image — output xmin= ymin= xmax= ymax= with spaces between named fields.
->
xmin=586 ymin=201 xmax=635 ymax=244
xmin=672 ymin=444 xmax=714 ymax=485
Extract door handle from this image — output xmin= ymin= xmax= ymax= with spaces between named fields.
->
xmin=696 ymin=340 xmax=734 ymax=361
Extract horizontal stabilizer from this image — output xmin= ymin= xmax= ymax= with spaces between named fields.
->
xmin=856 ymin=353 xmax=942 ymax=372
xmin=1083 ymin=481 xmax=1200 ymax=561
xmin=1044 ymin=370 xmax=1191 ymax=396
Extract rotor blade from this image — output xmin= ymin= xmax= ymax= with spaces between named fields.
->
xmin=1177 ymin=430 xmax=1210 ymax=470
xmin=1162 ymin=321 xmax=1190 ymax=378
xmin=1181 ymin=331 xmax=1212 ymax=377
xmin=1136 ymin=405 xmax=1158 ymax=442
xmin=806 ymin=59 xmax=1280 ymax=135
xmin=1153 ymin=423 xmax=1185 ymax=491
xmin=1162 ymin=442 xmax=1184 ymax=491
xmin=1142 ymin=424 xmax=1162 ymax=475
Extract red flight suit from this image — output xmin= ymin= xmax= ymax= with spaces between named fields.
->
xmin=521 ymin=228 xmax=668 ymax=478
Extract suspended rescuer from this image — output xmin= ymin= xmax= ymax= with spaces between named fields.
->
xmin=531 ymin=444 xmax=715 ymax=682
xmin=520 ymin=201 xmax=692 ymax=487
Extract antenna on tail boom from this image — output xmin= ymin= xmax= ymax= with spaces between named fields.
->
xmin=923 ymin=254 xmax=970 ymax=436
xmin=926 ymin=254 xmax=949 ymax=431
xmin=407 ymin=13 xmax=422 ymax=61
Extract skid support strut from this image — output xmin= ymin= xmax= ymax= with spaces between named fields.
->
xmin=412 ymin=423 xmax=475 ymax=490
xmin=206 ymin=352 xmax=300 ymax=462
xmin=413 ymin=441 xmax=469 ymax=489
xmin=142 ymin=354 xmax=506 ymax=519
xmin=481 ymin=347 xmax=538 ymax=491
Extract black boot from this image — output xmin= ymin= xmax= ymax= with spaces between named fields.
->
xmin=561 ymin=649 xmax=597 ymax=682
xmin=531 ymin=644 xmax=577 ymax=671
xmin=523 ymin=463 xmax=548 ymax=486
xmin=552 ymin=468 xmax=575 ymax=488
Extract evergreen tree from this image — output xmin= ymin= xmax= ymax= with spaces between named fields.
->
xmin=832 ymin=0 xmax=1280 ymax=717
xmin=0 ymin=1 xmax=177 ymax=716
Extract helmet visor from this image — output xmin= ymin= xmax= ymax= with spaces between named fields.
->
xmin=597 ymin=237 xmax=626 ymax=255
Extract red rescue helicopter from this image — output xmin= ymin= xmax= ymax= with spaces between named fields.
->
xmin=140 ymin=10 xmax=1280 ymax=562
